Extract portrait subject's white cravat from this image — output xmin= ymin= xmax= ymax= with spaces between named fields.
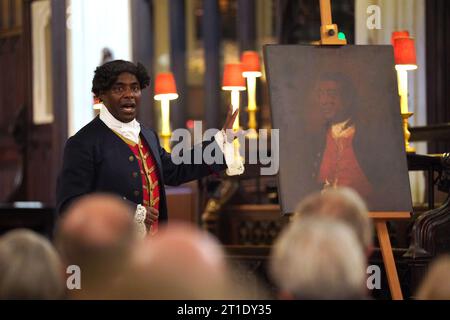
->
xmin=99 ymin=105 xmax=141 ymax=144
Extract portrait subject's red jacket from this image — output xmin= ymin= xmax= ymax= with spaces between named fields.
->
xmin=318 ymin=121 xmax=373 ymax=199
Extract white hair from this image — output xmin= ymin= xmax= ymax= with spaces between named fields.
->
xmin=270 ymin=217 xmax=367 ymax=299
xmin=0 ymin=229 xmax=65 ymax=299
xmin=294 ymin=187 xmax=373 ymax=251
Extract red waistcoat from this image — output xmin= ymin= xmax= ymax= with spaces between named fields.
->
xmin=318 ymin=126 xmax=372 ymax=199
xmin=116 ymin=132 xmax=161 ymax=235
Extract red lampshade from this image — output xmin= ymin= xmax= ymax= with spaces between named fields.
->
xmin=391 ymin=30 xmax=410 ymax=46
xmin=93 ymin=96 xmax=102 ymax=110
xmin=222 ymin=63 xmax=246 ymax=90
xmin=154 ymin=72 xmax=178 ymax=100
xmin=241 ymin=51 xmax=262 ymax=77
xmin=393 ymin=37 xmax=417 ymax=68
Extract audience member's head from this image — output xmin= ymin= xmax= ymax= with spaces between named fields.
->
xmin=416 ymin=255 xmax=450 ymax=300
xmin=270 ymin=217 xmax=367 ymax=300
xmin=122 ymin=222 xmax=237 ymax=299
xmin=293 ymin=187 xmax=373 ymax=254
xmin=0 ymin=229 xmax=65 ymax=299
xmin=54 ymin=193 xmax=135 ymax=299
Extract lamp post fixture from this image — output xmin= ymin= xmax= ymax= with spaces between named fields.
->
xmin=222 ymin=63 xmax=246 ymax=130
xmin=393 ymin=34 xmax=417 ymax=153
xmin=241 ymin=51 xmax=262 ymax=138
xmin=154 ymin=72 xmax=179 ymax=151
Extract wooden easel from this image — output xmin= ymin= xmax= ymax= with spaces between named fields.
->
xmin=368 ymin=212 xmax=410 ymax=300
xmin=318 ymin=0 xmax=347 ymax=45
xmin=317 ymin=0 xmax=410 ymax=300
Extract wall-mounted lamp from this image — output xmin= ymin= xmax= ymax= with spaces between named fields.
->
xmin=393 ymin=34 xmax=417 ymax=153
xmin=222 ymin=63 xmax=246 ymax=131
xmin=242 ymin=51 xmax=262 ymax=138
xmin=154 ymin=72 xmax=178 ymax=151
xmin=391 ymin=30 xmax=410 ymax=46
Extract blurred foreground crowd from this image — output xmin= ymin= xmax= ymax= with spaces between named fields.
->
xmin=0 ymin=188 xmax=449 ymax=300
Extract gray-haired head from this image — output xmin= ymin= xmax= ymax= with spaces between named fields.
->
xmin=293 ymin=187 xmax=373 ymax=253
xmin=0 ymin=229 xmax=65 ymax=299
xmin=270 ymin=217 xmax=367 ymax=300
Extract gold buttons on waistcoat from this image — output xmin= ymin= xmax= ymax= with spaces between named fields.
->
xmin=150 ymin=198 xmax=159 ymax=207
xmin=150 ymin=181 xmax=158 ymax=192
xmin=129 ymin=156 xmax=134 ymax=162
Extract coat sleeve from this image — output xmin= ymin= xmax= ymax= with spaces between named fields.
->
xmin=56 ymin=136 xmax=95 ymax=215
xmin=153 ymin=130 xmax=227 ymax=186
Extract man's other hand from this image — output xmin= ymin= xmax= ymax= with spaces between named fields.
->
xmin=144 ymin=207 xmax=159 ymax=231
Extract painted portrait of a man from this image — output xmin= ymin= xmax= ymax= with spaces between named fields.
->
xmin=312 ymin=72 xmax=372 ymax=200
xmin=264 ymin=45 xmax=412 ymax=213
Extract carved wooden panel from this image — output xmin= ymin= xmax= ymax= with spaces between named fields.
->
xmin=219 ymin=204 xmax=289 ymax=245
xmin=225 ymin=245 xmax=276 ymax=299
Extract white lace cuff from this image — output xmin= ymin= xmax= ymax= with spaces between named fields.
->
xmin=214 ymin=130 xmax=245 ymax=176
xmin=134 ymin=204 xmax=147 ymax=238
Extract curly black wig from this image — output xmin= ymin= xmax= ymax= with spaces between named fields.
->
xmin=91 ymin=60 xmax=150 ymax=97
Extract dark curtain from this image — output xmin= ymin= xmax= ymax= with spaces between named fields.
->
xmin=426 ymin=0 xmax=450 ymax=153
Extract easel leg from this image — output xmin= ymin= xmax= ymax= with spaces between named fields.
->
xmin=375 ymin=220 xmax=403 ymax=300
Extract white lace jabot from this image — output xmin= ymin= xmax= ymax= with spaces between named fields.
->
xmin=99 ymin=104 xmax=141 ymax=144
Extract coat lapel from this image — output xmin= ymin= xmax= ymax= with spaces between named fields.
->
xmin=140 ymin=128 xmax=163 ymax=172
xmin=96 ymin=117 xmax=136 ymax=157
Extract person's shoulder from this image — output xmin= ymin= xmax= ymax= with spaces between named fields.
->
xmin=67 ymin=117 xmax=106 ymax=147
xmin=70 ymin=117 xmax=105 ymax=141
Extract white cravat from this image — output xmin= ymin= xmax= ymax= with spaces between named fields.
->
xmin=99 ymin=104 xmax=141 ymax=144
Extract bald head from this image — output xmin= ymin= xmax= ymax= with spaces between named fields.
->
xmin=57 ymin=193 xmax=134 ymax=248
xmin=126 ymin=222 xmax=231 ymax=299
xmin=54 ymin=193 xmax=136 ymax=297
